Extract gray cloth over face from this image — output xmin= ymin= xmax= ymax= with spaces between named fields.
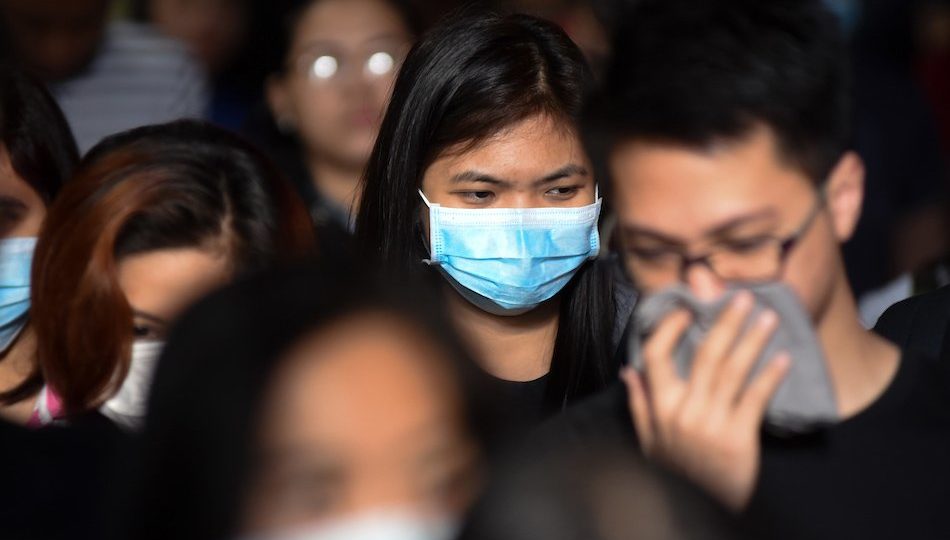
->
xmin=628 ymin=283 xmax=838 ymax=434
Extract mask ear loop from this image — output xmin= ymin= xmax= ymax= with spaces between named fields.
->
xmin=418 ymin=189 xmax=436 ymax=208
xmin=418 ymin=190 xmax=438 ymax=265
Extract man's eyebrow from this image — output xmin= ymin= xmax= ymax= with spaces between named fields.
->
xmin=620 ymin=225 xmax=686 ymax=246
xmin=706 ymin=209 xmax=779 ymax=237
xmin=620 ymin=208 xmax=779 ymax=245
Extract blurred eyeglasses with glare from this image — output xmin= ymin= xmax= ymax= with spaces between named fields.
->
xmin=291 ymin=45 xmax=407 ymax=84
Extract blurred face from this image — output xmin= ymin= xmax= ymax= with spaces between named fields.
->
xmin=117 ymin=248 xmax=232 ymax=341
xmin=148 ymin=0 xmax=247 ymax=74
xmin=242 ymin=312 xmax=479 ymax=534
xmin=420 ymin=115 xmax=596 ymax=215
xmin=268 ymin=0 xmax=411 ymax=170
xmin=0 ymin=145 xmax=45 ymax=239
xmin=0 ymin=0 xmax=109 ymax=81
xmin=609 ymin=126 xmax=863 ymax=319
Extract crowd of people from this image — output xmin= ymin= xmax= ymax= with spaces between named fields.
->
xmin=0 ymin=0 xmax=949 ymax=539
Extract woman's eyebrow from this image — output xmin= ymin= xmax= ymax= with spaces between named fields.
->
xmin=450 ymin=171 xmax=510 ymax=187
xmin=132 ymin=309 xmax=168 ymax=327
xmin=533 ymin=163 xmax=589 ymax=186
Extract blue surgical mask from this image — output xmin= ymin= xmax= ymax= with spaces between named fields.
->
xmin=0 ymin=237 xmax=35 ymax=354
xmin=420 ymin=190 xmax=602 ymax=316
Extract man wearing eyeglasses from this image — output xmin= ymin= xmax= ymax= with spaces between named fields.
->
xmin=546 ymin=0 xmax=950 ymax=538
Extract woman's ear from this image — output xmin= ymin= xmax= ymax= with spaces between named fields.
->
xmin=266 ymin=75 xmax=296 ymax=133
xmin=824 ymin=151 xmax=864 ymax=243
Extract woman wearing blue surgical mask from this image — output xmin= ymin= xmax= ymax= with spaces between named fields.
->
xmin=0 ymin=67 xmax=79 ymax=424
xmin=355 ymin=12 xmax=634 ymax=449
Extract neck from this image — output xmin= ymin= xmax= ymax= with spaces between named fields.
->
xmin=815 ymin=273 xmax=900 ymax=418
xmin=307 ymin=154 xmax=363 ymax=218
xmin=445 ymin=286 xmax=560 ymax=382
xmin=0 ymin=325 xmax=39 ymax=424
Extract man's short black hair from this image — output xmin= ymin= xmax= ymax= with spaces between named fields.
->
xmin=588 ymin=0 xmax=850 ymax=185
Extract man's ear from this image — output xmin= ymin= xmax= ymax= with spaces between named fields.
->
xmin=266 ymin=75 xmax=296 ymax=133
xmin=824 ymin=151 xmax=864 ymax=243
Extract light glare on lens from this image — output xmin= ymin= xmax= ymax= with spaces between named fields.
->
xmin=311 ymin=55 xmax=338 ymax=79
xmin=366 ymin=52 xmax=394 ymax=76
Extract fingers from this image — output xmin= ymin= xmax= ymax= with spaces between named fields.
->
xmin=713 ymin=309 xmax=779 ymax=409
xmin=737 ymin=352 xmax=791 ymax=426
xmin=622 ymin=367 xmax=656 ymax=455
xmin=641 ymin=308 xmax=692 ymax=392
xmin=687 ymin=291 xmax=755 ymax=399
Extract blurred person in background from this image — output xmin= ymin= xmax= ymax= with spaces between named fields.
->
xmin=495 ymin=0 xmax=611 ymax=78
xmin=0 ymin=0 xmax=209 ymax=152
xmin=356 ymin=12 xmax=635 ymax=453
xmin=131 ymin=0 xmax=277 ymax=131
xmin=835 ymin=0 xmax=950 ymax=324
xmin=121 ymin=260 xmax=483 ymax=540
xmin=0 ymin=66 xmax=80 ymax=424
xmin=28 ymin=121 xmax=313 ymax=430
xmin=249 ymin=0 xmax=416 ymax=251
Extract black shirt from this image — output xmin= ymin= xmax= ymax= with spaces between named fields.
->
xmin=473 ymin=371 xmax=551 ymax=455
xmin=541 ymin=350 xmax=950 ymax=540
xmin=745 ymin=349 xmax=950 ymax=539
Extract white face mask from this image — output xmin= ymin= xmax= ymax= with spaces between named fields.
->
xmin=242 ymin=509 xmax=457 ymax=540
xmin=99 ymin=340 xmax=164 ymax=430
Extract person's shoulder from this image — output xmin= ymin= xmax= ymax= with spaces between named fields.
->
xmin=106 ymin=21 xmax=186 ymax=54
xmin=99 ymin=21 xmax=202 ymax=74
xmin=874 ymin=285 xmax=950 ymax=359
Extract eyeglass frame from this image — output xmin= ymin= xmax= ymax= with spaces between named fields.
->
xmin=619 ymin=190 xmax=827 ymax=285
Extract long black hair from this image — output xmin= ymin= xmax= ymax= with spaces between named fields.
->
xmin=354 ymin=11 xmax=620 ymax=410
xmin=117 ymin=257 xmax=483 ymax=540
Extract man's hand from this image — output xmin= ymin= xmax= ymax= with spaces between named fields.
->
xmin=621 ymin=290 xmax=790 ymax=511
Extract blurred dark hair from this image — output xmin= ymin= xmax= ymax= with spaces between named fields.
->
xmin=586 ymin=0 xmax=851 ymax=186
xmin=0 ymin=65 xmax=79 ymax=204
xmin=119 ymin=257 xmax=483 ymax=540
xmin=355 ymin=11 xmax=620 ymax=410
xmin=31 ymin=120 xmax=315 ymax=415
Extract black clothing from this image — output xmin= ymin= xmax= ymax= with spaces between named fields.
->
xmin=874 ymin=284 xmax=950 ymax=361
xmin=745 ymin=349 xmax=950 ymax=539
xmin=475 ymin=372 xmax=551 ymax=455
xmin=0 ymin=415 xmax=130 ymax=540
xmin=542 ymin=349 xmax=950 ymax=540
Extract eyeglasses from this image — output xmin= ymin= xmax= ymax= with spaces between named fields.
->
xmin=291 ymin=47 xmax=406 ymax=85
xmin=621 ymin=194 xmax=825 ymax=284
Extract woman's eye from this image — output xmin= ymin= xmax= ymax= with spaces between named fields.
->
xmin=460 ymin=191 xmax=494 ymax=204
xmin=133 ymin=324 xmax=161 ymax=340
xmin=545 ymin=186 xmax=579 ymax=199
